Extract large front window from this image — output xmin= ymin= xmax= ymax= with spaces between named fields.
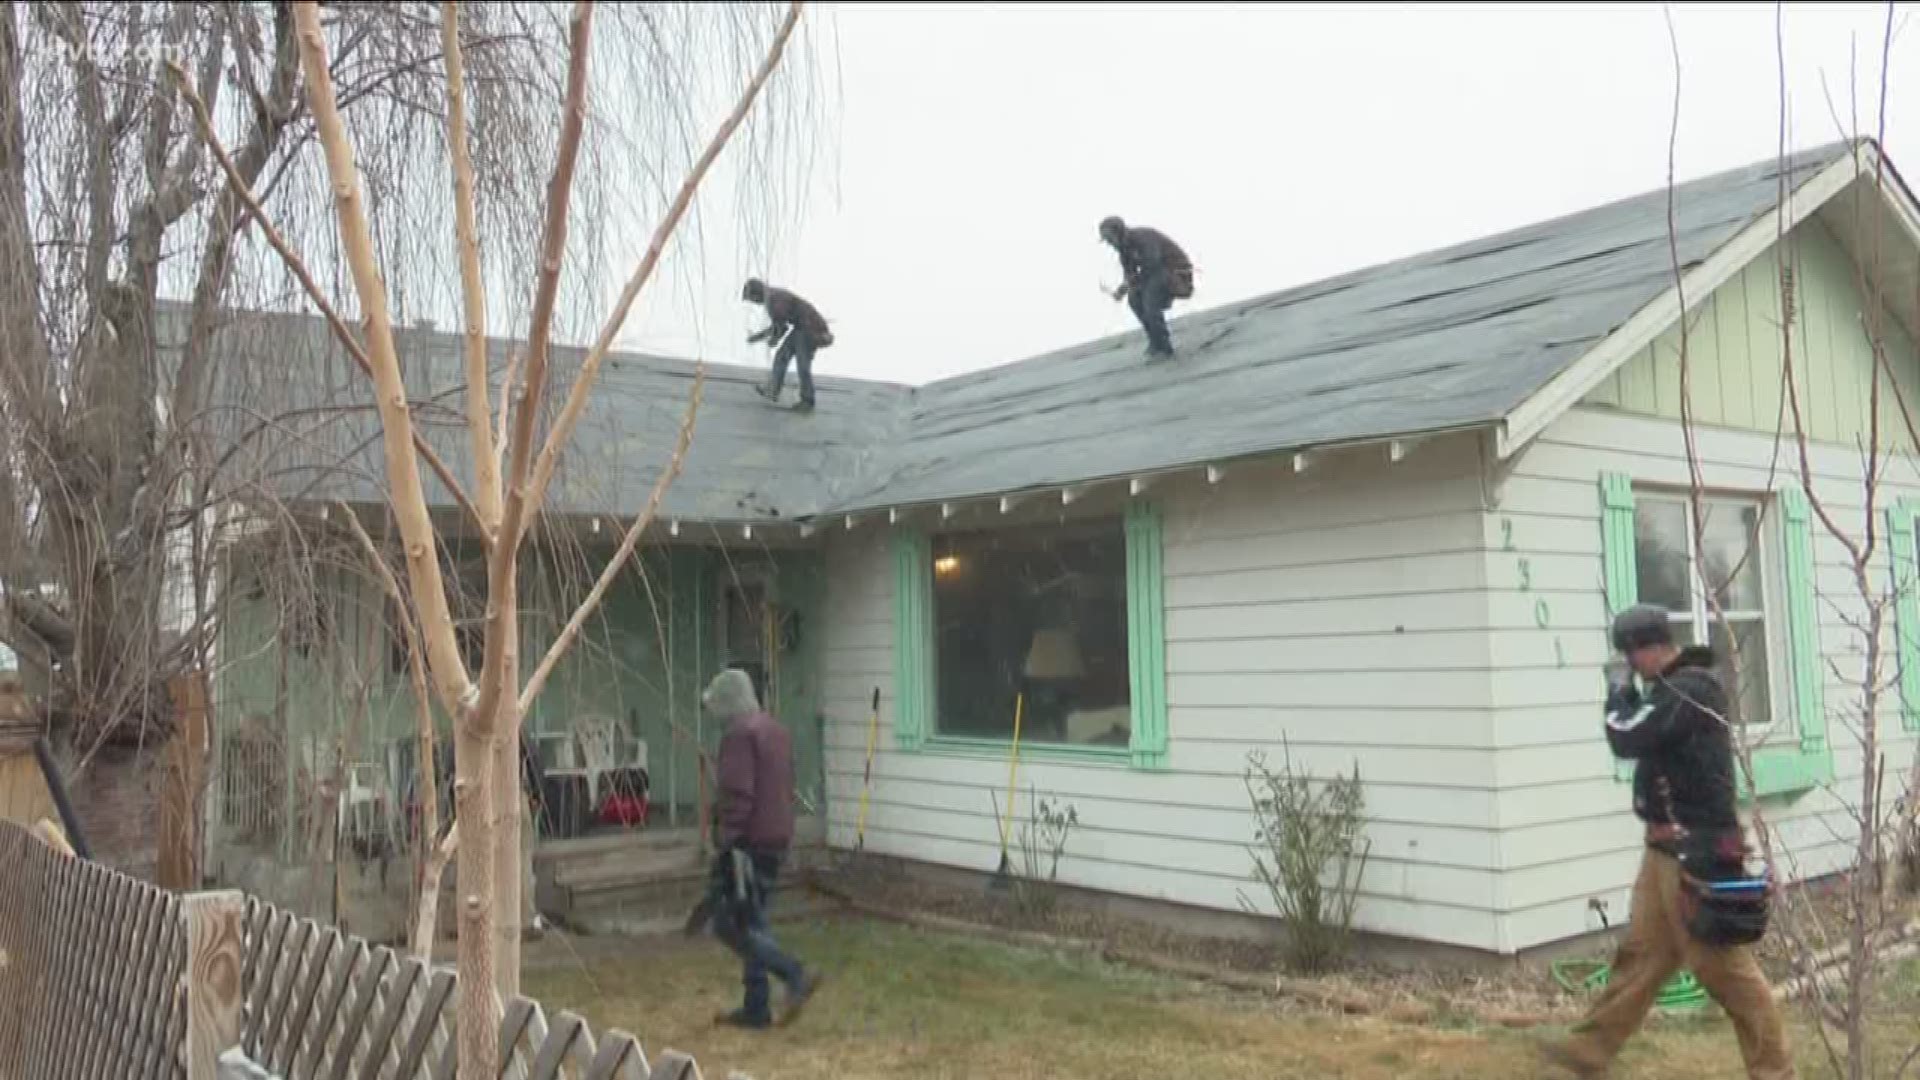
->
xmin=929 ymin=516 xmax=1133 ymax=749
xmin=1631 ymin=491 xmax=1776 ymax=727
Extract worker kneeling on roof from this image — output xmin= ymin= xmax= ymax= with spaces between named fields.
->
xmin=1099 ymin=215 xmax=1193 ymax=361
xmin=1545 ymin=604 xmax=1793 ymax=1079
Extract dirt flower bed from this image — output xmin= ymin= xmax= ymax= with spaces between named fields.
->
xmin=813 ymin=863 xmax=1581 ymax=1026
xmin=814 ymin=860 xmax=1920 ymax=1030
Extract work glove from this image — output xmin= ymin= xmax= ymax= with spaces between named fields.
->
xmin=1604 ymin=682 xmax=1642 ymax=718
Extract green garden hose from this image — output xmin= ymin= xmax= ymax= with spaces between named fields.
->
xmin=1551 ymin=959 xmax=1710 ymax=1012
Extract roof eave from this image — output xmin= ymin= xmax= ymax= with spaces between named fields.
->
xmin=1492 ymin=141 xmax=1879 ymax=462
xmin=805 ymin=421 xmax=1501 ymax=530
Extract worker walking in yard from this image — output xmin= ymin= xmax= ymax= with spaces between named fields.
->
xmin=743 ymin=277 xmax=833 ymax=413
xmin=702 ymin=667 xmax=822 ymax=1030
xmin=1099 ymin=215 xmax=1194 ymax=361
xmin=1545 ymin=604 xmax=1794 ymax=1079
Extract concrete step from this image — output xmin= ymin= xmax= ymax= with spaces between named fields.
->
xmin=563 ymin=875 xmax=840 ymax=937
xmin=551 ymin=845 xmax=704 ymax=891
xmin=533 ymin=826 xmax=700 ymax=865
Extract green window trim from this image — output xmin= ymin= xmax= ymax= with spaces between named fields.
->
xmin=1777 ymin=486 xmax=1828 ymax=756
xmin=1599 ymin=474 xmax=1638 ymax=784
xmin=1891 ymin=498 xmax=1920 ymax=734
xmin=1125 ymin=501 xmax=1171 ymax=769
xmin=891 ymin=531 xmax=933 ymax=751
xmin=1595 ymin=473 xmax=1833 ymax=799
xmin=890 ymin=501 xmax=1172 ymax=769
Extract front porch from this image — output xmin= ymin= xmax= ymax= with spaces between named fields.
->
xmin=533 ymin=815 xmax=832 ymax=935
xmin=202 ymin=509 xmax=834 ymax=939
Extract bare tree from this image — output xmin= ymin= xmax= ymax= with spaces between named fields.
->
xmin=0 ymin=0 xmax=824 ymax=904
xmin=182 ymin=1 xmax=811 ymax=1071
xmin=1663 ymin=6 xmax=1919 ymax=1076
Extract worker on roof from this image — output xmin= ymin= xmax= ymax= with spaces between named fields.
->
xmin=1099 ymin=215 xmax=1194 ymax=361
xmin=743 ymin=278 xmax=833 ymax=414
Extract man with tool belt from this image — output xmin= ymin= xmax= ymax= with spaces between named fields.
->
xmin=743 ymin=277 xmax=832 ymax=413
xmin=1099 ymin=215 xmax=1193 ymax=361
xmin=1545 ymin=604 xmax=1793 ymax=1079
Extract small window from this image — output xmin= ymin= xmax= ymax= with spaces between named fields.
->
xmin=929 ymin=516 xmax=1132 ymax=748
xmin=722 ymin=578 xmax=771 ymax=707
xmin=1632 ymin=492 xmax=1777 ymax=727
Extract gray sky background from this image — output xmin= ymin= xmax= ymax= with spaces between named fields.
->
xmin=611 ymin=1 xmax=1918 ymax=388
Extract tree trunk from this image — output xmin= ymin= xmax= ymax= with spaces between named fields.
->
xmin=451 ymin=717 xmax=496 ymax=1064
xmin=490 ymin=561 xmax=522 ymax=996
xmin=290 ymin=3 xmax=491 ymax=1072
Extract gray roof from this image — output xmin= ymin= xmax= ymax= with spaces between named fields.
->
xmin=173 ymin=306 xmax=908 ymax=525
xmin=186 ymin=140 xmax=1856 ymax=527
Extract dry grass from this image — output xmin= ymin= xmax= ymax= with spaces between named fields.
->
xmin=523 ymin=912 xmax=1920 ymax=1080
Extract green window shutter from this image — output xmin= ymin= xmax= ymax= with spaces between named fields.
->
xmin=1598 ymin=472 xmax=1639 ymax=782
xmin=1778 ymin=486 xmax=1827 ymax=753
xmin=1125 ymin=500 xmax=1170 ymax=770
xmin=1890 ymin=501 xmax=1920 ymax=734
xmin=891 ymin=530 xmax=932 ymax=750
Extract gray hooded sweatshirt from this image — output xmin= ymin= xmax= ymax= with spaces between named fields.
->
xmin=704 ymin=669 xmax=796 ymax=853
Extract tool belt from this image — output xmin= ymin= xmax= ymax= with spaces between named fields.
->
xmin=1676 ymin=864 xmax=1774 ymax=948
xmin=1653 ymin=823 xmax=1774 ymax=949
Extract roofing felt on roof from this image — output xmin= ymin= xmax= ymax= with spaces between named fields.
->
xmin=187 ymin=140 xmax=1858 ymax=527
xmin=174 ymin=309 xmax=910 ymax=525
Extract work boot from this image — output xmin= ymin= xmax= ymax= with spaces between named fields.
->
xmin=715 ymin=1008 xmax=772 ymax=1031
xmin=1539 ymin=1041 xmax=1605 ymax=1078
xmin=781 ymin=970 xmax=824 ymax=1027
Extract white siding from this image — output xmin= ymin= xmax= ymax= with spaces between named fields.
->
xmin=819 ymin=435 xmax=1515 ymax=951
xmin=1491 ymin=405 xmax=1920 ymax=951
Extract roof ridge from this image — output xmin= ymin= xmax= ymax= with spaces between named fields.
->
xmin=902 ymin=138 xmax=1861 ymax=399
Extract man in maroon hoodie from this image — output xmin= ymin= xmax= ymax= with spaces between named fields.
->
xmin=703 ymin=668 xmax=821 ymax=1029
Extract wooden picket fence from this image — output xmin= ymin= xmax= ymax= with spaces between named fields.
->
xmin=0 ymin=819 xmax=194 ymax=1079
xmin=0 ymin=821 xmax=713 ymax=1080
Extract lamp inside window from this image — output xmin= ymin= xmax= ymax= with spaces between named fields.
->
xmin=928 ymin=517 xmax=1131 ymax=748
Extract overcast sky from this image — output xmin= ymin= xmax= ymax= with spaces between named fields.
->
xmin=612 ymin=1 xmax=1917 ymax=388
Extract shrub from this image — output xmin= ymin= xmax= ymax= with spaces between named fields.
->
xmin=1011 ymin=788 xmax=1078 ymax=918
xmin=1238 ymin=739 xmax=1372 ymax=974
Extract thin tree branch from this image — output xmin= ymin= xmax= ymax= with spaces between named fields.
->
xmin=519 ymin=362 xmax=703 ymax=712
xmin=440 ymin=0 xmax=500 ymax=538
xmin=339 ymin=499 xmax=444 ymax=959
xmin=289 ymin=0 xmax=476 ymax=722
xmin=477 ymin=0 xmax=594 ymax=739
xmin=520 ymin=0 xmax=806 ymax=531
xmin=168 ymin=60 xmax=487 ymax=537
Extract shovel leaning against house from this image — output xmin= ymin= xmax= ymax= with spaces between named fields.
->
xmin=989 ymin=692 xmax=1026 ymax=893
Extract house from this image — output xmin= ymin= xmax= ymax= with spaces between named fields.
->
xmin=192 ymin=137 xmax=1920 ymax=956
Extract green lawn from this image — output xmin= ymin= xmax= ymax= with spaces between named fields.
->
xmin=523 ymin=914 xmax=1920 ymax=1080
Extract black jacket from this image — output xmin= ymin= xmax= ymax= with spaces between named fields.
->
xmin=759 ymin=287 xmax=831 ymax=343
xmin=1604 ymin=645 xmax=1740 ymax=841
xmin=1113 ymin=226 xmax=1192 ymax=287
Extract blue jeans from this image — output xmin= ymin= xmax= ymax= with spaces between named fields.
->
xmin=769 ymin=330 xmax=818 ymax=407
xmin=712 ymin=851 xmax=804 ymax=1022
xmin=1128 ymin=269 xmax=1175 ymax=354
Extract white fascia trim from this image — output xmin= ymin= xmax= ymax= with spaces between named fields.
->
xmin=1494 ymin=144 xmax=1875 ymax=461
